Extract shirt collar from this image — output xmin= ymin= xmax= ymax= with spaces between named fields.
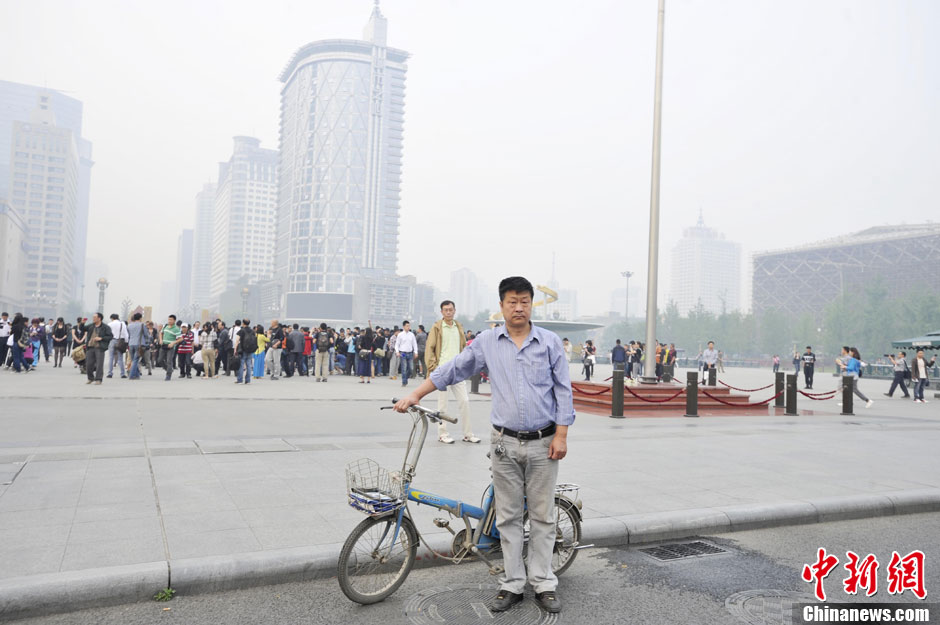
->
xmin=496 ymin=322 xmax=540 ymax=346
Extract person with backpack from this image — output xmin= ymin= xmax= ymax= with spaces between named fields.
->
xmin=236 ymin=319 xmax=257 ymax=384
xmin=313 ymin=322 xmax=333 ymax=382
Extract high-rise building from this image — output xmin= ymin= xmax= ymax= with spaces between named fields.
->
xmin=276 ymin=5 xmax=408 ymax=320
xmin=669 ymin=213 xmax=741 ymax=316
xmin=175 ymin=229 xmax=194 ymax=311
xmin=0 ymin=80 xmax=93 ymax=304
xmin=8 ymin=96 xmax=82 ymax=319
xmin=190 ymin=182 xmax=216 ymax=307
xmin=0 ymin=199 xmax=27 ymax=312
xmin=209 ymin=136 xmax=278 ymax=303
xmin=448 ymin=268 xmax=487 ymax=317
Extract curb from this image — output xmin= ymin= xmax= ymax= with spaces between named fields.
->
xmin=1 ymin=488 xmax=938 ymax=621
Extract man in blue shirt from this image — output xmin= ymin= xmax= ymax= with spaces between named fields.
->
xmin=396 ymin=276 xmax=575 ymax=614
xmin=611 ymin=339 xmax=627 ymax=371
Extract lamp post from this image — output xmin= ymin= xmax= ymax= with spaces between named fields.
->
xmin=642 ymin=0 xmax=666 ymax=384
xmin=620 ymin=271 xmax=633 ymax=321
xmin=96 ymin=278 xmax=109 ymax=314
xmin=241 ymin=287 xmax=250 ymax=315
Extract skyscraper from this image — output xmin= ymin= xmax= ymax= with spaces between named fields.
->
xmin=175 ymin=229 xmax=194 ymax=312
xmin=0 ymin=81 xmax=93 ymax=306
xmin=190 ymin=182 xmax=216 ymax=307
xmin=669 ymin=212 xmax=741 ymax=316
xmin=209 ymin=136 xmax=278 ymax=303
xmin=275 ymin=4 xmax=408 ymax=321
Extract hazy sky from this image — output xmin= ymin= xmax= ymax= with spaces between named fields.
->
xmin=2 ymin=0 xmax=938 ymax=317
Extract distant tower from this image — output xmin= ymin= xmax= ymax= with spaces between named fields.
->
xmin=275 ymin=3 xmax=408 ymax=320
xmin=669 ymin=212 xmax=741 ymax=315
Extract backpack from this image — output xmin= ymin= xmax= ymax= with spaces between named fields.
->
xmin=316 ymin=332 xmax=330 ymax=352
xmin=241 ymin=329 xmax=258 ymax=354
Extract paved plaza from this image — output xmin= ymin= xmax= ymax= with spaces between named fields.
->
xmin=1 ymin=363 xmax=938 ymax=618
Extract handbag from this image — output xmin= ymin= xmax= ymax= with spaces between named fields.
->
xmin=115 ymin=322 xmax=128 ymax=353
xmin=71 ymin=345 xmax=86 ymax=362
xmin=358 ymin=349 xmax=370 ymax=359
xmin=374 ymin=348 xmax=386 ymax=358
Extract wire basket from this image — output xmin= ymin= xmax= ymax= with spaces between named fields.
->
xmin=345 ymin=458 xmax=405 ymax=516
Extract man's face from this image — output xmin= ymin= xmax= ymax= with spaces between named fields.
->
xmin=441 ymin=304 xmax=456 ymax=322
xmin=806 ymin=348 xmax=812 ymax=354
xmin=167 ymin=317 xmax=174 ymax=325
xmin=403 ymin=323 xmax=410 ymax=332
xmin=898 ymin=352 xmax=904 ymax=359
xmin=917 ymin=351 xmax=925 ymax=359
xmin=499 ymin=291 xmax=532 ymax=329
xmin=708 ymin=342 xmax=714 ymax=350
xmin=93 ymin=314 xmax=102 ymax=325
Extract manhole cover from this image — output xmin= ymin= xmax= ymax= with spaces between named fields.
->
xmin=725 ymin=589 xmax=816 ymax=624
xmin=405 ymin=584 xmax=557 ymax=625
xmin=639 ymin=540 xmax=728 ymax=561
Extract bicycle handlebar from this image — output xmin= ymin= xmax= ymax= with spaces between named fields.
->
xmin=386 ymin=400 xmax=458 ymax=424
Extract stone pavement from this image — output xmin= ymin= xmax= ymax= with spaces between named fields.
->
xmin=0 ymin=363 xmax=938 ymax=619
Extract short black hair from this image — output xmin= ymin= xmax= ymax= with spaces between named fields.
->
xmin=1 ymin=312 xmax=7 ymax=316
xmin=616 ymin=339 xmax=621 ymax=344
xmin=806 ymin=346 xmax=812 ymax=350
xmin=402 ymin=320 xmax=410 ymax=327
xmin=900 ymin=351 xmax=907 ymax=357
xmin=234 ymin=319 xmax=241 ymax=326
xmin=110 ymin=313 xmax=119 ymax=320
xmin=132 ymin=312 xmax=142 ymax=321
xmin=498 ymin=276 xmax=534 ymax=301
xmin=440 ymin=300 xmax=455 ymax=310
xmin=418 ymin=325 xmax=424 ymax=331
xmin=168 ymin=314 xmax=177 ymax=320
xmin=320 ymin=322 xmax=327 ymax=330
xmin=293 ymin=323 xmax=299 ymax=329
xmin=93 ymin=312 xmax=103 ymax=320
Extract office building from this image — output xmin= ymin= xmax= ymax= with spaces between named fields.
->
xmin=190 ymin=182 xmax=216 ymax=308
xmin=752 ymin=224 xmax=940 ymax=320
xmin=209 ymin=136 xmax=278 ymax=303
xmin=175 ymin=229 xmax=194 ymax=311
xmin=0 ymin=199 xmax=27 ymax=312
xmin=275 ymin=4 xmax=408 ymax=320
xmin=669 ymin=213 xmax=741 ymax=315
xmin=448 ymin=268 xmax=488 ymax=317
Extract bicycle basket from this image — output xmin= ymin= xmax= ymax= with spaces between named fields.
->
xmin=345 ymin=458 xmax=405 ymax=516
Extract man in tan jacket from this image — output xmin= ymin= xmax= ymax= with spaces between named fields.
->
xmin=425 ymin=300 xmax=480 ymax=444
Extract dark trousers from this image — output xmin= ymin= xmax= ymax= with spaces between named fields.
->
xmin=177 ymin=352 xmax=192 ymax=377
xmin=803 ymin=366 xmax=814 ymax=389
xmin=0 ymin=341 xmax=8 ymax=368
xmin=887 ymin=372 xmax=910 ymax=398
xmin=86 ymin=348 xmax=106 ymax=381
xmin=289 ymin=352 xmax=304 ymax=376
xmin=163 ymin=345 xmax=177 ymax=380
xmin=345 ymin=352 xmax=355 ymax=375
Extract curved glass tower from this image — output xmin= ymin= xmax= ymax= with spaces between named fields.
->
xmin=276 ymin=5 xmax=407 ymax=321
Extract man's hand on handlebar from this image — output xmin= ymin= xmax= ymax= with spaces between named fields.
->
xmin=394 ymin=395 xmax=420 ymax=413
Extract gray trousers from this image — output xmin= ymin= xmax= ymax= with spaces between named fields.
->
xmin=266 ymin=347 xmax=282 ymax=377
xmin=490 ymin=429 xmax=559 ymax=594
xmin=107 ymin=340 xmax=126 ymax=377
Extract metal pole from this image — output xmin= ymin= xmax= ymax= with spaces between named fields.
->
xmin=610 ymin=368 xmax=625 ymax=418
xmin=641 ymin=0 xmax=666 ymax=384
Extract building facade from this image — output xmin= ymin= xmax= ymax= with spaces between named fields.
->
xmin=669 ymin=213 xmax=741 ymax=315
xmin=275 ymin=5 xmax=408 ymax=321
xmin=0 ymin=199 xmax=27 ymax=312
xmin=209 ymin=136 xmax=278 ymax=303
xmin=175 ymin=229 xmax=194 ymax=312
xmin=190 ymin=182 xmax=216 ymax=308
xmin=448 ymin=268 xmax=489 ymax=317
xmin=752 ymin=224 xmax=940 ymax=320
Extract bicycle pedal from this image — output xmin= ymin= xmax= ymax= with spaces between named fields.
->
xmin=433 ymin=518 xmax=453 ymax=531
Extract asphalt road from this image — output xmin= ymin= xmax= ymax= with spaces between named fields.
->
xmin=17 ymin=512 xmax=939 ymax=625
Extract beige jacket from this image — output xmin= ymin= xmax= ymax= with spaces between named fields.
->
xmin=425 ymin=319 xmax=466 ymax=373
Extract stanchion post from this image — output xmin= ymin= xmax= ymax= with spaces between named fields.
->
xmin=684 ymin=371 xmax=699 ymax=418
xmin=785 ymin=373 xmax=798 ymax=416
xmin=610 ymin=369 xmax=625 ymax=419
xmin=707 ymin=367 xmax=716 ymax=386
xmin=840 ymin=375 xmax=854 ymax=416
xmin=774 ymin=371 xmax=785 ymax=408
xmin=470 ymin=373 xmax=481 ymax=394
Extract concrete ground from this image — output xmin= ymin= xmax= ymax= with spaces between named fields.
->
xmin=0 ymin=362 xmax=937 ymax=619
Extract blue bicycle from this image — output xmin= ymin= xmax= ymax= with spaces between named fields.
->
xmin=336 ymin=401 xmax=584 ymax=604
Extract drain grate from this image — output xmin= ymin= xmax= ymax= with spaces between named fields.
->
xmin=639 ymin=540 xmax=728 ymax=561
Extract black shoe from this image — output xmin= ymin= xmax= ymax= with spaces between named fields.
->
xmin=883 ymin=393 xmax=891 ymax=397
xmin=107 ymin=374 xmax=112 ymax=378
xmin=491 ymin=590 xmax=524 ymax=613
xmin=536 ymin=591 xmax=562 ymax=614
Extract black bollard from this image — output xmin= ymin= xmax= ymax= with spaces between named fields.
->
xmin=663 ymin=363 xmax=675 ymax=383
xmin=707 ymin=367 xmax=717 ymax=386
xmin=840 ymin=375 xmax=854 ymax=416
xmin=610 ymin=369 xmax=625 ymax=419
xmin=775 ymin=371 xmax=785 ymax=408
xmin=470 ymin=373 xmax=481 ymax=394
xmin=685 ymin=372 xmax=699 ymax=418
xmin=785 ymin=374 xmax=798 ymax=416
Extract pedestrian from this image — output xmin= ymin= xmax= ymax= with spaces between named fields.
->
xmin=71 ymin=317 xmax=87 ymax=371
xmin=397 ymin=321 xmax=417 ymax=387
xmin=191 ymin=348 xmax=205 ymax=377
xmin=127 ymin=313 xmax=147 ymax=380
xmin=701 ymin=341 xmax=718 ymax=384
xmin=346 ymin=329 xmax=358 ymax=376
xmin=84 ymin=313 xmax=113 ymax=384
xmin=395 ymin=276 xmax=574 ymax=615
xmin=266 ymin=319 xmax=285 ymax=380
xmin=356 ymin=327 xmax=375 ymax=383
xmin=200 ymin=322 xmax=218 ymax=379
xmin=415 ymin=324 xmax=428 ymax=378
xmin=717 ymin=350 xmax=725 ymax=373
xmin=106 ymin=313 xmax=128 ymax=379
xmin=176 ymin=323 xmax=195 ymax=379
xmin=836 ymin=346 xmax=872 ymax=408
xmin=372 ymin=329 xmax=387 ymax=377
xmin=884 ymin=351 xmax=911 ymax=399
xmin=161 ymin=314 xmax=182 ymax=381
xmin=772 ymin=354 xmax=780 ymax=373
xmin=631 ymin=341 xmax=643 ymax=379
xmin=910 ymin=349 xmax=936 ymax=404
xmin=424 ymin=301 xmax=480 ymax=444
xmin=142 ymin=320 xmax=156 ymax=375
xmin=562 ymin=337 xmax=572 ymax=363
xmin=302 ymin=327 xmax=313 ymax=376
xmin=51 ymin=318 xmax=68 ymax=367
xmin=388 ymin=328 xmax=400 ymax=381
xmin=9 ymin=313 xmax=28 ymax=373
xmin=611 ymin=339 xmax=627 ymax=372
xmin=29 ymin=318 xmax=42 ymax=369
xmin=581 ymin=340 xmax=595 ymax=381
xmin=253 ymin=324 xmax=268 ymax=379
xmin=235 ymin=320 xmax=256 ymax=384
xmin=792 ymin=351 xmax=801 ymax=375
xmin=216 ymin=321 xmax=232 ymax=376
xmin=0 ymin=312 xmax=10 ymax=368
xmin=42 ymin=317 xmax=53 ymax=363
xmin=284 ymin=323 xmax=304 ymax=377
xmin=801 ymin=346 xmax=816 ymax=389
xmin=313 ymin=322 xmax=332 ymax=382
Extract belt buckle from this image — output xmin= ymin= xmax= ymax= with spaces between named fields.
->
xmin=518 ymin=430 xmax=531 ymax=439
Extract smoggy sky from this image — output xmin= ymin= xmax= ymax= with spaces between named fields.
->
xmin=2 ymin=0 xmax=938 ymax=318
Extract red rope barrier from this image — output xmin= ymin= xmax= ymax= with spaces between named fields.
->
xmin=798 ymin=390 xmax=836 ymax=401
xmin=701 ymin=389 xmax=784 ymax=407
xmin=801 ymin=389 xmax=840 ymax=397
xmin=571 ymin=383 xmax=612 ymax=396
xmin=718 ymin=380 xmax=774 ymax=393
xmin=623 ymin=385 xmax=686 ymax=403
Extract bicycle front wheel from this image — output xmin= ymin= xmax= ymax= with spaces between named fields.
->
xmin=337 ymin=514 xmax=418 ymax=604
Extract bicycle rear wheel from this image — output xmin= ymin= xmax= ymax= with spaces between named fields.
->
xmin=523 ymin=496 xmax=582 ymax=576
xmin=337 ymin=514 xmax=418 ymax=604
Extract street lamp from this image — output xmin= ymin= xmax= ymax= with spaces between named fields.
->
xmin=620 ymin=271 xmax=633 ymax=320
xmin=96 ymin=278 xmax=109 ymax=314
xmin=642 ymin=0 xmax=666 ymax=384
xmin=241 ymin=287 xmax=250 ymax=315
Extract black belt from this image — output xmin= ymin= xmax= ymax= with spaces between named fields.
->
xmin=495 ymin=424 xmax=556 ymax=440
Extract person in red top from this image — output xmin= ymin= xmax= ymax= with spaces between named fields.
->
xmin=303 ymin=327 xmax=313 ymax=377
xmin=176 ymin=323 xmax=195 ymax=379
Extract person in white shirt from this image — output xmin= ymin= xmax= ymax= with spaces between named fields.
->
xmin=0 ymin=311 xmax=11 ymax=368
xmin=396 ymin=321 xmax=418 ymax=387
xmin=107 ymin=313 xmax=129 ymax=379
